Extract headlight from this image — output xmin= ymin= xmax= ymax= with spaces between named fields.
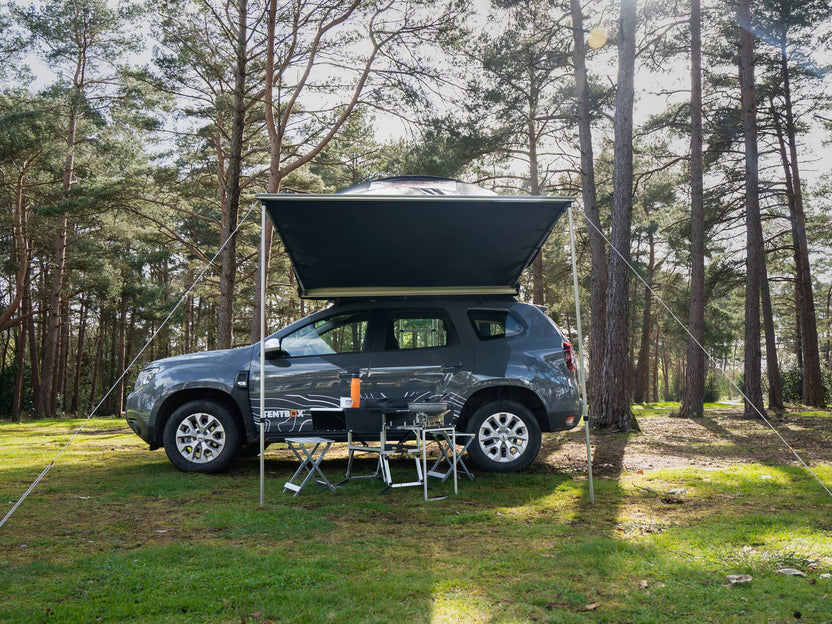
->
xmin=134 ymin=366 xmax=160 ymax=390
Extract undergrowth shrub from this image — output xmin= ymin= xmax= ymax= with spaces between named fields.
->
xmin=780 ymin=363 xmax=832 ymax=405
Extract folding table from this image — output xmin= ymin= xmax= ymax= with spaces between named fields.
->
xmin=428 ymin=431 xmax=475 ymax=482
xmin=283 ymin=437 xmax=337 ymax=497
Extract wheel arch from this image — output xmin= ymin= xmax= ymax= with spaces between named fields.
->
xmin=153 ymin=388 xmax=245 ymax=448
xmin=458 ymin=385 xmax=549 ymax=433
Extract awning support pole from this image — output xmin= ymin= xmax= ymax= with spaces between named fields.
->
xmin=259 ymin=203 xmax=267 ymax=507
xmin=567 ymin=203 xmax=594 ymax=504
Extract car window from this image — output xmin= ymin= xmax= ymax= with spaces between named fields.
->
xmin=467 ymin=309 xmax=524 ymax=340
xmin=280 ymin=312 xmax=369 ymax=356
xmin=384 ymin=309 xmax=455 ymax=350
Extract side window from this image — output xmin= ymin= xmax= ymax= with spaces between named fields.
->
xmin=280 ymin=312 xmax=369 ymax=356
xmin=467 ymin=309 xmax=524 ymax=340
xmin=385 ymin=309 xmax=456 ymax=351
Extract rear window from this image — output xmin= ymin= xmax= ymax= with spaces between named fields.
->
xmin=468 ymin=309 xmax=524 ymax=340
xmin=384 ymin=309 xmax=456 ymax=350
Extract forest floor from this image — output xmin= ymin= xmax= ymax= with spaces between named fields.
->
xmin=539 ymin=403 xmax=832 ymax=477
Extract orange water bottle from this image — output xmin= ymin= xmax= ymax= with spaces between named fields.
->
xmin=350 ymin=375 xmax=361 ymax=408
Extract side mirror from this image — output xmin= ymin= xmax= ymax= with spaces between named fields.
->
xmin=263 ymin=337 xmax=283 ymax=358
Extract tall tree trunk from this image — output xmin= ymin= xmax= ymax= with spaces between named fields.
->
xmin=0 ymin=171 xmax=30 ymax=332
xmin=40 ymin=217 xmax=69 ymax=418
xmin=70 ymin=301 xmax=87 ymax=414
xmin=251 ymin=0 xmax=281 ymax=343
xmin=632 ymin=230 xmax=655 ymax=404
xmin=570 ymin=0 xmax=607 ymax=422
xmin=13 ymin=322 xmax=25 ymax=422
xmin=825 ymin=284 xmax=831 ymax=367
xmin=528 ymin=115 xmax=544 ymax=306
xmin=652 ymin=307 xmax=662 ymax=403
xmin=25 ymin=280 xmax=40 ymax=416
xmin=599 ymin=0 xmax=638 ymax=432
xmin=115 ymin=289 xmax=128 ymax=417
xmin=218 ymin=0 xmax=248 ymax=350
xmin=793 ymin=281 xmax=803 ymax=366
xmin=185 ymin=292 xmax=193 ymax=354
xmin=760 ymin=263 xmax=784 ymax=411
xmin=680 ymin=0 xmax=706 ymax=418
xmin=775 ymin=45 xmax=824 ymax=405
xmin=56 ymin=297 xmax=71 ymax=416
xmin=738 ymin=0 xmax=765 ymax=419
xmin=89 ymin=320 xmax=103 ymax=412
xmin=40 ymin=63 xmax=83 ymax=417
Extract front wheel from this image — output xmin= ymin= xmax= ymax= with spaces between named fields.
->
xmin=466 ymin=400 xmax=541 ymax=473
xmin=163 ymin=400 xmax=240 ymax=473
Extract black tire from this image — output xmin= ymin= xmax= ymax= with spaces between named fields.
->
xmin=465 ymin=400 xmax=541 ymax=473
xmin=163 ymin=400 xmax=240 ymax=473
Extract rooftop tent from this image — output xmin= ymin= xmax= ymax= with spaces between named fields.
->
xmin=257 ymin=176 xmax=572 ymax=299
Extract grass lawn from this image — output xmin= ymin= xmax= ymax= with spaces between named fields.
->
xmin=1 ymin=406 xmax=831 ymax=623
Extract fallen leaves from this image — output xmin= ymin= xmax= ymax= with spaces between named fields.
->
xmin=776 ymin=568 xmax=807 ymax=577
xmin=726 ymin=574 xmax=753 ymax=586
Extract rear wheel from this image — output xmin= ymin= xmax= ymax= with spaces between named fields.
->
xmin=466 ymin=400 xmax=541 ymax=473
xmin=163 ymin=400 xmax=240 ymax=473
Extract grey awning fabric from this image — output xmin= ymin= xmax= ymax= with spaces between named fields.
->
xmin=257 ymin=192 xmax=572 ymax=299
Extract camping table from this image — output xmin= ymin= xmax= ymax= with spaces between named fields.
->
xmin=341 ymin=409 xmax=424 ymax=491
xmin=283 ymin=437 xmax=337 ymax=497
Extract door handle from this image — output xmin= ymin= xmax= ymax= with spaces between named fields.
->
xmin=441 ymin=361 xmax=463 ymax=372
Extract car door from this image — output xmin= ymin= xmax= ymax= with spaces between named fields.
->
xmin=250 ymin=309 xmax=371 ymax=435
xmin=365 ymin=305 xmax=474 ymax=416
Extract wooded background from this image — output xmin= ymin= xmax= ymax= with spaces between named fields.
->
xmin=1 ymin=0 xmax=830 ymax=428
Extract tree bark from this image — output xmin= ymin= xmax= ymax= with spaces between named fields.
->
xmin=252 ymin=0 xmax=376 ymax=340
xmin=25 ymin=280 xmax=40 ymax=416
xmin=218 ymin=0 xmax=248 ymax=350
xmin=570 ymin=0 xmax=607 ymax=422
xmin=89 ymin=321 xmax=103 ymax=412
xmin=738 ymin=0 xmax=765 ymax=419
xmin=774 ymin=44 xmax=824 ymax=406
xmin=13 ymin=321 xmax=25 ymax=422
xmin=114 ymin=287 xmax=128 ymax=417
xmin=70 ymin=301 xmax=87 ymax=414
xmin=760 ymin=263 xmax=784 ymax=411
xmin=826 ymin=284 xmax=831 ymax=367
xmin=680 ymin=0 xmax=706 ymax=419
xmin=40 ymin=42 xmax=86 ymax=418
xmin=652 ymin=307 xmax=662 ymax=403
xmin=599 ymin=0 xmax=638 ymax=432
xmin=528 ymin=115 xmax=545 ymax=306
xmin=56 ymin=297 xmax=70 ymax=416
xmin=0 ymin=170 xmax=30 ymax=332
xmin=251 ymin=0 xmax=281 ymax=343
xmin=632 ymin=230 xmax=655 ymax=404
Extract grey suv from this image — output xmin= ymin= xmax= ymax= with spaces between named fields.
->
xmin=125 ymin=176 xmax=582 ymax=474
xmin=126 ymin=296 xmax=581 ymax=473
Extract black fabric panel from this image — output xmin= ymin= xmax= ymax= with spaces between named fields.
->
xmin=259 ymin=195 xmax=570 ymax=297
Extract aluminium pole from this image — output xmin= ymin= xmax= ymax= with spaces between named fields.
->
xmin=567 ymin=203 xmax=594 ymax=504
xmin=259 ymin=203 xmax=266 ymax=506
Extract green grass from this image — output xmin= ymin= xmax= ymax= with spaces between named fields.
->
xmin=2 ymin=417 xmax=832 ymax=623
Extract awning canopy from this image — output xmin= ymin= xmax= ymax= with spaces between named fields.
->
xmin=257 ymin=183 xmax=571 ymax=299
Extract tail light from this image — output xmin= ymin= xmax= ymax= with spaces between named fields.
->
xmin=563 ymin=342 xmax=576 ymax=372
